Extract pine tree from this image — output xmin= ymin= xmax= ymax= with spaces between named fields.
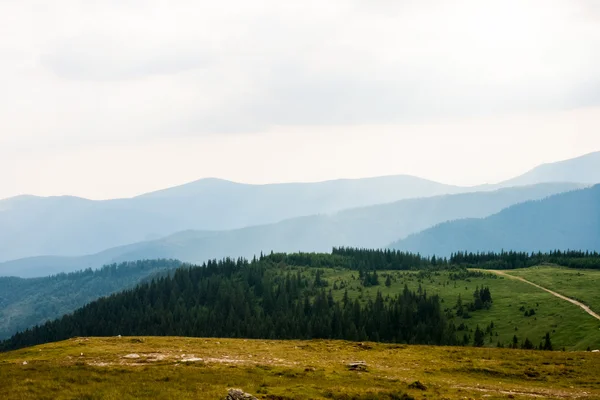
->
xmin=543 ymin=332 xmax=553 ymax=351
xmin=455 ymin=295 xmax=463 ymax=316
xmin=473 ymin=325 xmax=485 ymax=347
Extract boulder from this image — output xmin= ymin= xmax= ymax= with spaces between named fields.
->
xmin=347 ymin=361 xmax=368 ymax=371
xmin=225 ymin=388 xmax=258 ymax=400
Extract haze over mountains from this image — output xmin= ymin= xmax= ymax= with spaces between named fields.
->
xmin=0 ymin=175 xmax=465 ymax=262
xmin=501 ymin=151 xmax=600 ymax=187
xmin=391 ymin=184 xmax=600 ymax=256
xmin=1 ymin=151 xmax=599 ymax=278
xmin=0 ymin=183 xmax=584 ymax=278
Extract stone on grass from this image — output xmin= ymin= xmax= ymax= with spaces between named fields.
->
xmin=347 ymin=361 xmax=368 ymax=371
xmin=225 ymin=388 xmax=258 ymax=400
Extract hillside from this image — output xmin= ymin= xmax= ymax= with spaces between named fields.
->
xmin=0 ymin=260 xmax=181 ymax=340
xmin=390 ymin=185 xmax=600 ymax=256
xmin=501 ymin=151 xmax=600 ymax=186
xmin=0 ymin=175 xmax=465 ymax=262
xmin=0 ymin=182 xmax=582 ymax=278
xmin=4 ymin=249 xmax=600 ymax=353
xmin=1 ymin=337 xmax=598 ymax=400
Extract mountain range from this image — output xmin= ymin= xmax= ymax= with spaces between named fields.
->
xmin=1 ymin=151 xmax=599 ymax=277
xmin=0 ymin=175 xmax=466 ymax=262
xmin=391 ymin=184 xmax=600 ymax=256
xmin=0 ymin=182 xmax=583 ymax=277
xmin=501 ymin=151 xmax=600 ymax=186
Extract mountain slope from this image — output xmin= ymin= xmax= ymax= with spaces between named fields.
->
xmin=0 ymin=175 xmax=465 ymax=262
xmin=0 ymin=260 xmax=181 ymax=340
xmin=390 ymin=185 xmax=600 ymax=256
xmin=501 ymin=151 xmax=600 ymax=186
xmin=0 ymin=182 xmax=582 ymax=278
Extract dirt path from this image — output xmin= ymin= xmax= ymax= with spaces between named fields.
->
xmin=488 ymin=270 xmax=600 ymax=322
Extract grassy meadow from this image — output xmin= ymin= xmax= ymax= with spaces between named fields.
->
xmin=308 ymin=267 xmax=600 ymax=350
xmin=505 ymin=266 xmax=600 ymax=314
xmin=1 ymin=336 xmax=599 ymax=400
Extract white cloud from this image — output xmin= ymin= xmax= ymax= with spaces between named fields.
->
xmin=1 ymin=0 xmax=599 ymax=198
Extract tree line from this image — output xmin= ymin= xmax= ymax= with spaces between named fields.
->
xmin=450 ymin=250 xmax=600 ymax=270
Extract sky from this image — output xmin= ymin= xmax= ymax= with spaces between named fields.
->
xmin=1 ymin=0 xmax=600 ymax=200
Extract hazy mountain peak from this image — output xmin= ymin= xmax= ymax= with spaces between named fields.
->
xmin=502 ymin=151 xmax=600 ymax=186
xmin=390 ymin=184 xmax=600 ymax=256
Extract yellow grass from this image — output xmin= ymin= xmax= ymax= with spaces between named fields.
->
xmin=1 ymin=336 xmax=599 ymax=399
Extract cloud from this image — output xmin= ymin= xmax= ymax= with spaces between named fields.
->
xmin=40 ymin=34 xmax=214 ymax=81
xmin=0 ymin=0 xmax=599 ymax=144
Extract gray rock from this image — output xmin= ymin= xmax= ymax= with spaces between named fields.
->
xmin=347 ymin=361 xmax=368 ymax=371
xmin=225 ymin=388 xmax=258 ymax=400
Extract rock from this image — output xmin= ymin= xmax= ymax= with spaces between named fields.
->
xmin=592 ymin=349 xmax=599 ymax=353
xmin=181 ymin=357 xmax=203 ymax=362
xmin=225 ymin=388 xmax=258 ymax=400
xmin=22 ymin=361 xmax=28 ymax=365
xmin=123 ymin=354 xmax=140 ymax=359
xmin=347 ymin=361 xmax=368 ymax=371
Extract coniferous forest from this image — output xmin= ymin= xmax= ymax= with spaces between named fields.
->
xmin=0 ymin=259 xmax=182 ymax=340
xmin=0 ymin=252 xmax=455 ymax=351
xmin=3 ymin=248 xmax=594 ymax=352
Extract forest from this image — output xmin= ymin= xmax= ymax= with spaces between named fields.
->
xmin=450 ymin=249 xmax=600 ymax=269
xmin=0 ymin=255 xmax=456 ymax=351
xmin=2 ymin=248 xmax=586 ymax=352
xmin=0 ymin=259 xmax=181 ymax=340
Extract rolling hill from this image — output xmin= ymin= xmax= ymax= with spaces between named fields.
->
xmin=390 ymin=184 xmax=600 ymax=256
xmin=0 ymin=182 xmax=581 ymax=278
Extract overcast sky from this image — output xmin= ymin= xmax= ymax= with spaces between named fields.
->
xmin=2 ymin=0 xmax=600 ymax=199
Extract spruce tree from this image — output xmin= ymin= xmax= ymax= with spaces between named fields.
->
xmin=473 ymin=326 xmax=485 ymax=347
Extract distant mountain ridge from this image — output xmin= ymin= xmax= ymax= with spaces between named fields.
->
xmin=1 ymin=150 xmax=598 ymax=265
xmin=500 ymin=151 xmax=600 ymax=186
xmin=390 ymin=184 xmax=600 ymax=256
xmin=0 ymin=182 xmax=583 ymax=278
xmin=0 ymin=175 xmax=467 ymax=262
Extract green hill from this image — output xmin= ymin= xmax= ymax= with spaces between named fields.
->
xmin=0 ymin=260 xmax=181 ymax=340
xmin=4 ymin=250 xmax=600 ymax=353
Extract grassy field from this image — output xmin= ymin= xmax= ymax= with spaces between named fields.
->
xmin=1 ymin=336 xmax=599 ymax=400
xmin=505 ymin=266 xmax=600 ymax=314
xmin=307 ymin=267 xmax=600 ymax=350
